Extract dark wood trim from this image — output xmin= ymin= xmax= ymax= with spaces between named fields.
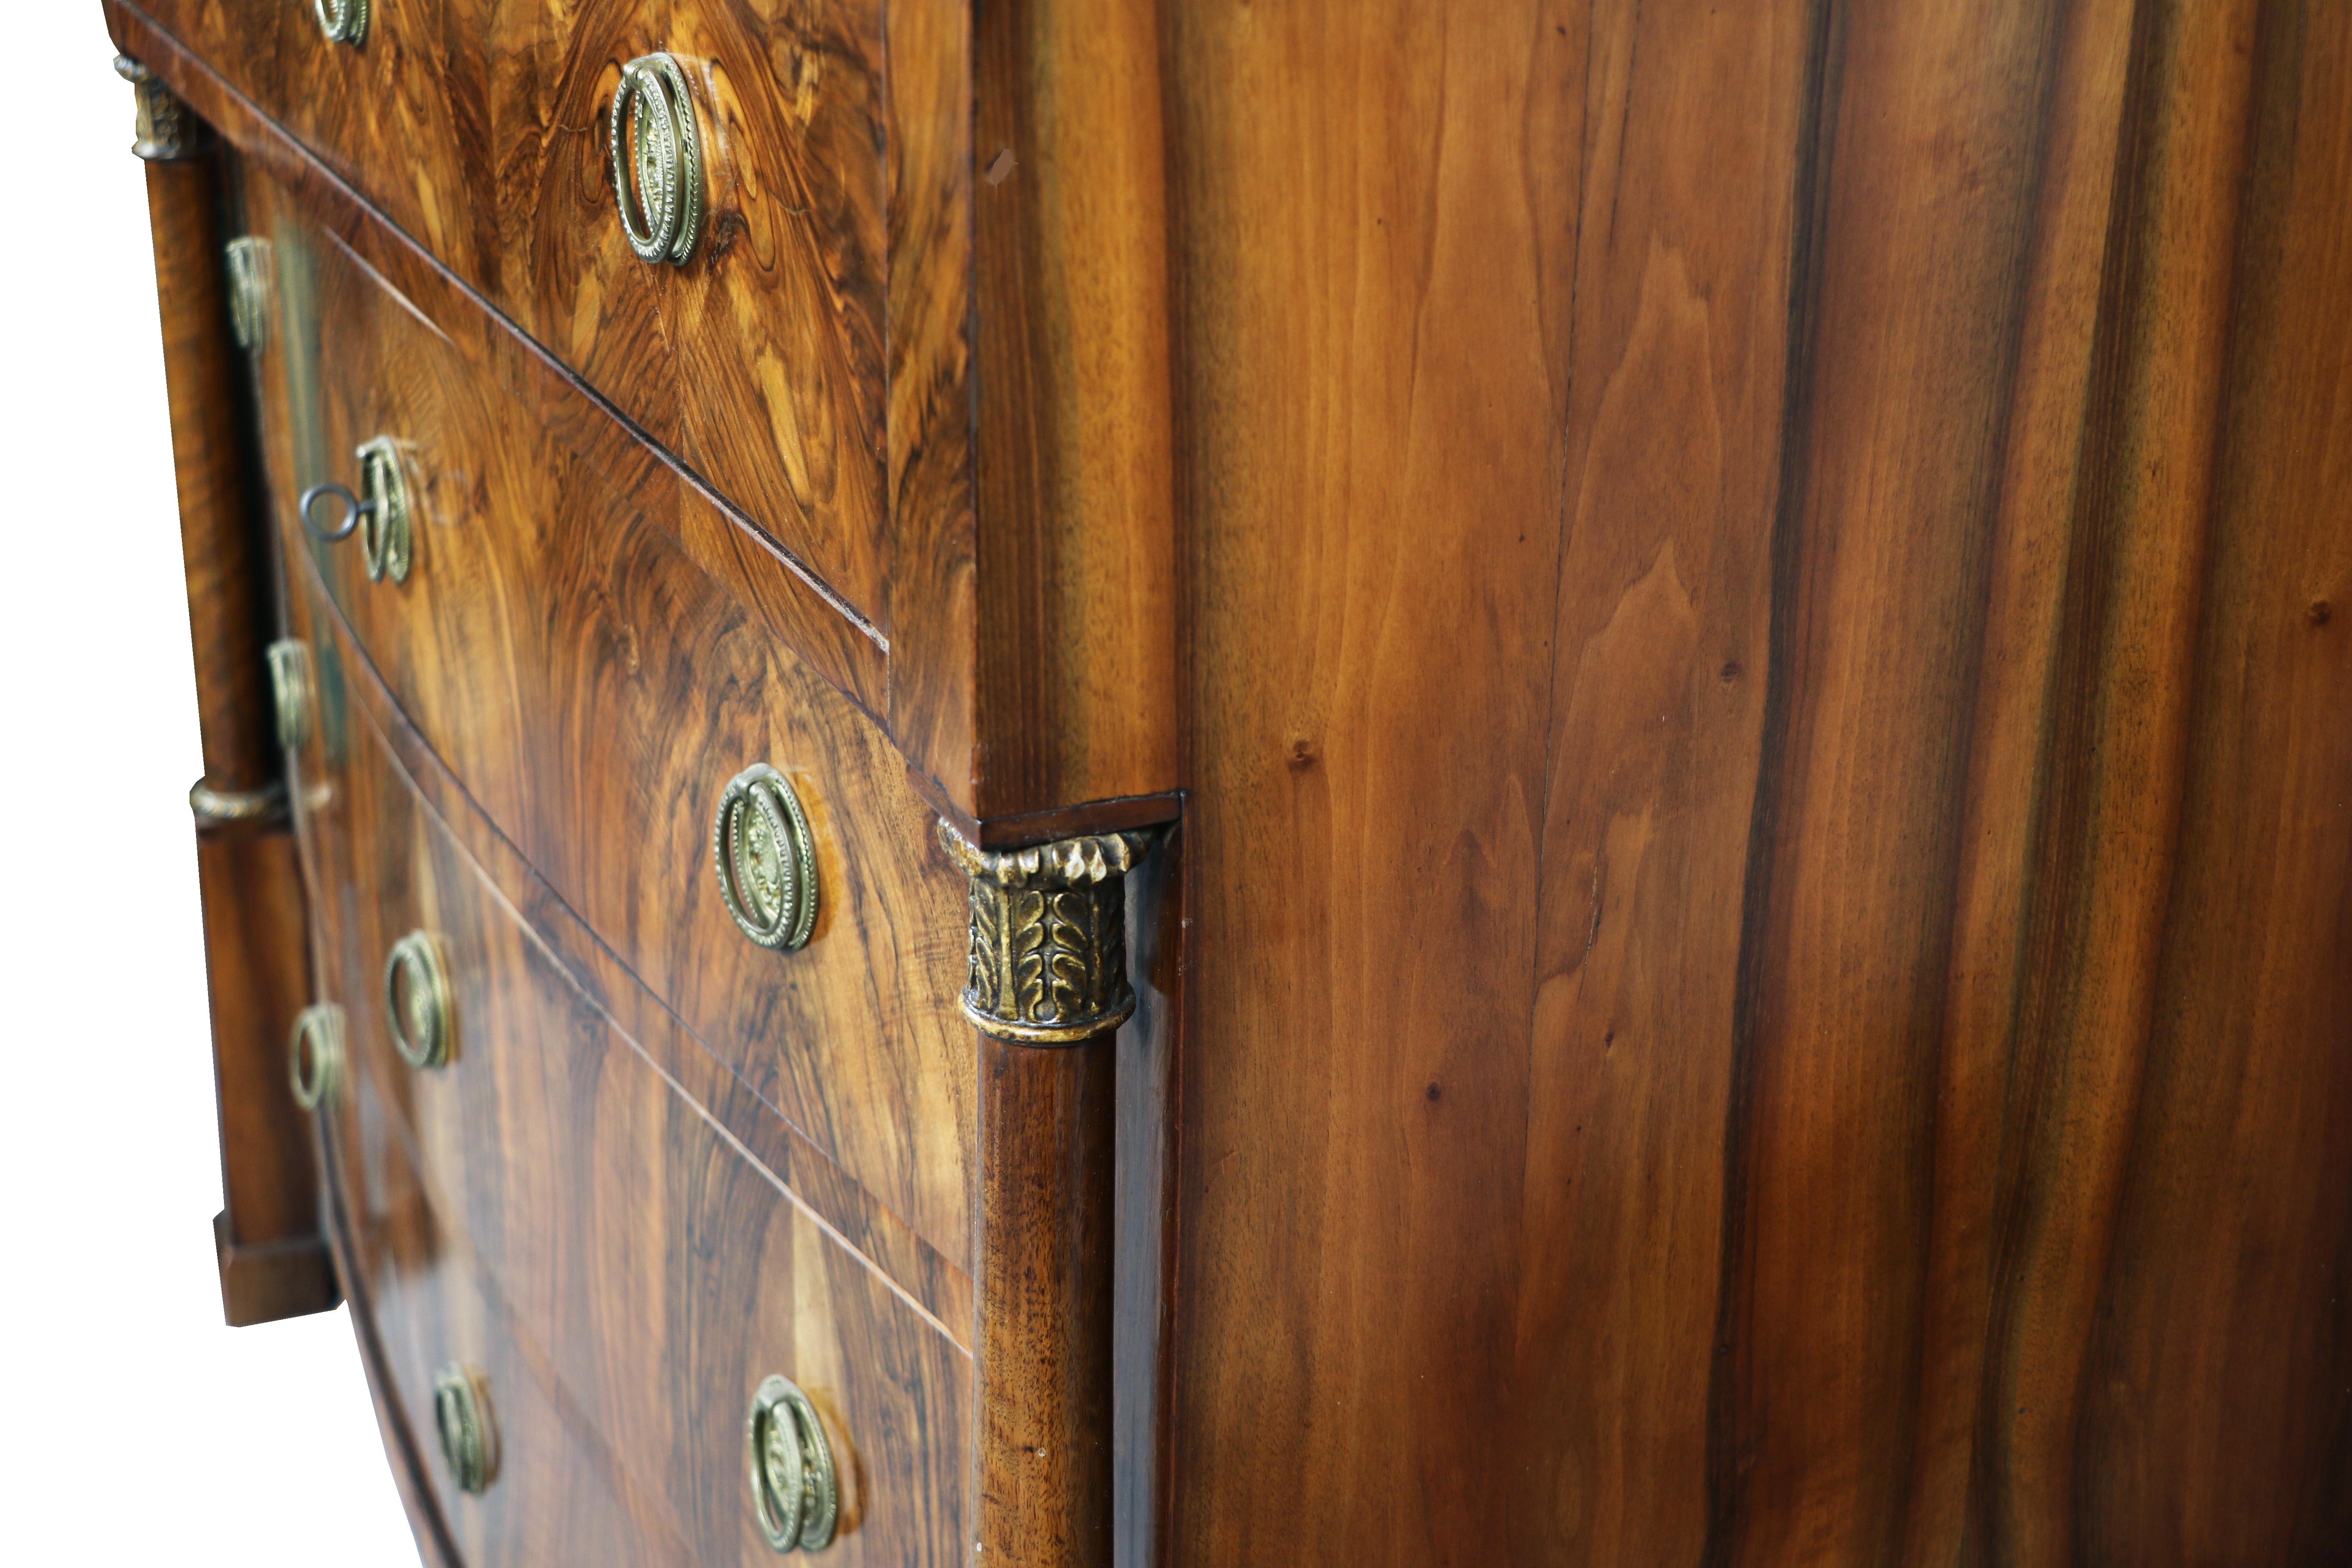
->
xmin=132 ymin=96 xmax=334 ymax=1326
xmin=965 ymin=0 xmax=1183 ymax=820
xmin=974 ymin=1031 xmax=1117 ymax=1568
xmin=144 ymin=144 xmax=275 ymax=793
xmin=212 ymin=1210 xmax=336 ymax=1328
xmin=908 ymin=763 xmax=1185 ymax=852
xmin=196 ymin=823 xmax=335 ymax=1324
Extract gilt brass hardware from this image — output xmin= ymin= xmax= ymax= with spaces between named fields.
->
xmin=289 ymin=1003 xmax=347 ymax=1111
xmin=940 ymin=826 xmax=1153 ymax=1044
xmin=356 ymin=438 xmax=413 ymax=582
xmin=713 ymin=764 xmax=819 ymax=952
xmin=189 ymin=777 xmax=289 ymax=829
xmin=315 ymin=0 xmax=369 ymax=46
xmin=113 ymin=55 xmax=201 ymax=162
xmin=298 ymin=438 xmax=413 ymax=583
xmin=224 ymin=236 xmax=272 ymax=354
xmin=383 ymin=931 xmax=454 ymax=1069
xmin=432 ymin=1364 xmax=497 ymax=1494
xmin=610 ymin=53 xmax=705 ymax=266
xmin=268 ymin=639 xmax=315 ymax=754
xmin=747 ymin=1375 xmax=839 ymax=1553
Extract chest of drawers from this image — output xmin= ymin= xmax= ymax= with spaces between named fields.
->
xmin=116 ymin=1 xmax=2352 ymax=1565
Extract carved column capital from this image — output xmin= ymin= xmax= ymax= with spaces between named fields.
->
xmin=115 ymin=55 xmax=207 ymax=162
xmin=940 ymin=824 xmax=1153 ymax=1045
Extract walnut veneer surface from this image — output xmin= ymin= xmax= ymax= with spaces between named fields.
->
xmin=118 ymin=1 xmax=2352 ymax=1566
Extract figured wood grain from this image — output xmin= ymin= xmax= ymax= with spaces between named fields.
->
xmin=1160 ymin=1 xmax=2352 ymax=1565
xmin=239 ymin=162 xmax=977 ymax=1282
xmin=296 ymin=562 xmax=976 ymax=1337
xmin=315 ymin=1116 xmax=465 ymax=1568
xmin=122 ymin=0 xmax=894 ymax=636
xmin=2067 ymin=3 xmax=2352 ymax=1556
xmin=290 ymin=574 xmax=972 ymax=1567
xmin=318 ymin=1095 xmax=668 ymax=1567
xmin=106 ymin=2 xmax=888 ymax=717
xmin=110 ymin=0 xmax=1186 ymax=831
xmin=878 ymin=0 xmax=977 ymax=821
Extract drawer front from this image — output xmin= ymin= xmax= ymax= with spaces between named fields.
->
xmin=291 ymin=573 xmax=971 ymax=1568
xmin=243 ymin=164 xmax=974 ymax=1275
xmin=142 ymin=0 xmax=891 ymax=629
xmin=327 ymin=1125 xmax=652 ymax=1566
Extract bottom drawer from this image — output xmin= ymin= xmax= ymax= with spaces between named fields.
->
xmin=289 ymin=589 xmax=970 ymax=1567
xmin=325 ymin=1120 xmax=652 ymax=1564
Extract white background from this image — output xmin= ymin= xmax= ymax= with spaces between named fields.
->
xmin=0 ymin=8 xmax=420 ymax=1561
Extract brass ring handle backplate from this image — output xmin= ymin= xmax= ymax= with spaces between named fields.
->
xmin=290 ymin=1002 xmax=347 ymax=1111
xmin=298 ymin=438 xmax=413 ymax=583
xmin=315 ymin=0 xmax=368 ymax=46
xmin=433 ymin=1363 xmax=498 ymax=1494
xmin=384 ymin=931 xmax=454 ymax=1069
xmin=268 ymin=638 xmax=315 ymax=754
xmin=747 ymin=1375 xmax=839 ymax=1553
xmin=611 ymin=53 xmax=705 ymax=265
xmin=355 ymin=438 xmax=413 ymax=583
xmin=714 ymin=764 xmax=819 ymax=951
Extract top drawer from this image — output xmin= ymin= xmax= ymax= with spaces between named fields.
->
xmin=134 ymin=0 xmax=893 ymax=630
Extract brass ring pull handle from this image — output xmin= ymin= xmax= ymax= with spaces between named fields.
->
xmin=747 ymin=1376 xmax=839 ymax=1553
xmin=383 ymin=931 xmax=454 ymax=1069
xmin=267 ymin=638 xmax=315 ymax=754
xmin=610 ymin=53 xmax=705 ymax=266
xmin=289 ymin=1003 xmax=347 ymax=1111
xmin=298 ymin=438 xmax=413 ymax=582
xmin=713 ymin=764 xmax=820 ymax=951
xmin=315 ymin=0 xmax=368 ymax=46
xmin=432 ymin=1364 xmax=498 ymax=1494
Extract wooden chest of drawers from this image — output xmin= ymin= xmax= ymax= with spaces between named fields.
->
xmin=115 ymin=1 xmax=2352 ymax=1565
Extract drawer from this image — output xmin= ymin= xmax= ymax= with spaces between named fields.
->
xmin=292 ymin=580 xmax=971 ymax=1567
xmin=137 ymin=0 xmax=892 ymax=629
xmin=326 ymin=1122 xmax=654 ymax=1565
xmin=244 ymin=163 xmax=975 ymax=1274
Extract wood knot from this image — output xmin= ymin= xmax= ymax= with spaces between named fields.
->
xmin=2307 ymin=599 xmax=2333 ymax=627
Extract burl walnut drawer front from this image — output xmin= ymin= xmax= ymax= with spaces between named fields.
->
xmin=240 ymin=165 xmax=975 ymax=1277
xmin=289 ymin=580 xmax=970 ymax=1566
xmin=132 ymin=0 xmax=891 ymax=632
xmin=323 ymin=1120 xmax=648 ymax=1568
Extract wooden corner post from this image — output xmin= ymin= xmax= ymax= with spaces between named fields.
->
xmin=116 ymin=52 xmax=337 ymax=1326
xmin=943 ymin=827 xmax=1152 ymax=1568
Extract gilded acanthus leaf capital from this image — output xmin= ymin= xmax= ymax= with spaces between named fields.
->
xmin=939 ymin=823 xmax=1155 ymax=1045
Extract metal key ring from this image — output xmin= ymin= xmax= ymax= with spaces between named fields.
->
xmin=298 ymin=481 xmax=370 ymax=543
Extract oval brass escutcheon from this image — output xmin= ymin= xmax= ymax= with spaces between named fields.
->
xmin=267 ymin=638 xmax=315 ymax=755
xmin=355 ymin=437 xmax=413 ymax=584
xmin=747 ymin=1375 xmax=838 ymax=1553
xmin=713 ymin=764 xmax=819 ymax=951
xmin=432 ymin=1364 xmax=498 ymax=1494
xmin=610 ymin=52 xmax=705 ymax=265
xmin=289 ymin=1002 xmax=346 ymax=1111
xmin=383 ymin=931 xmax=454 ymax=1069
xmin=313 ymin=0 xmax=368 ymax=45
